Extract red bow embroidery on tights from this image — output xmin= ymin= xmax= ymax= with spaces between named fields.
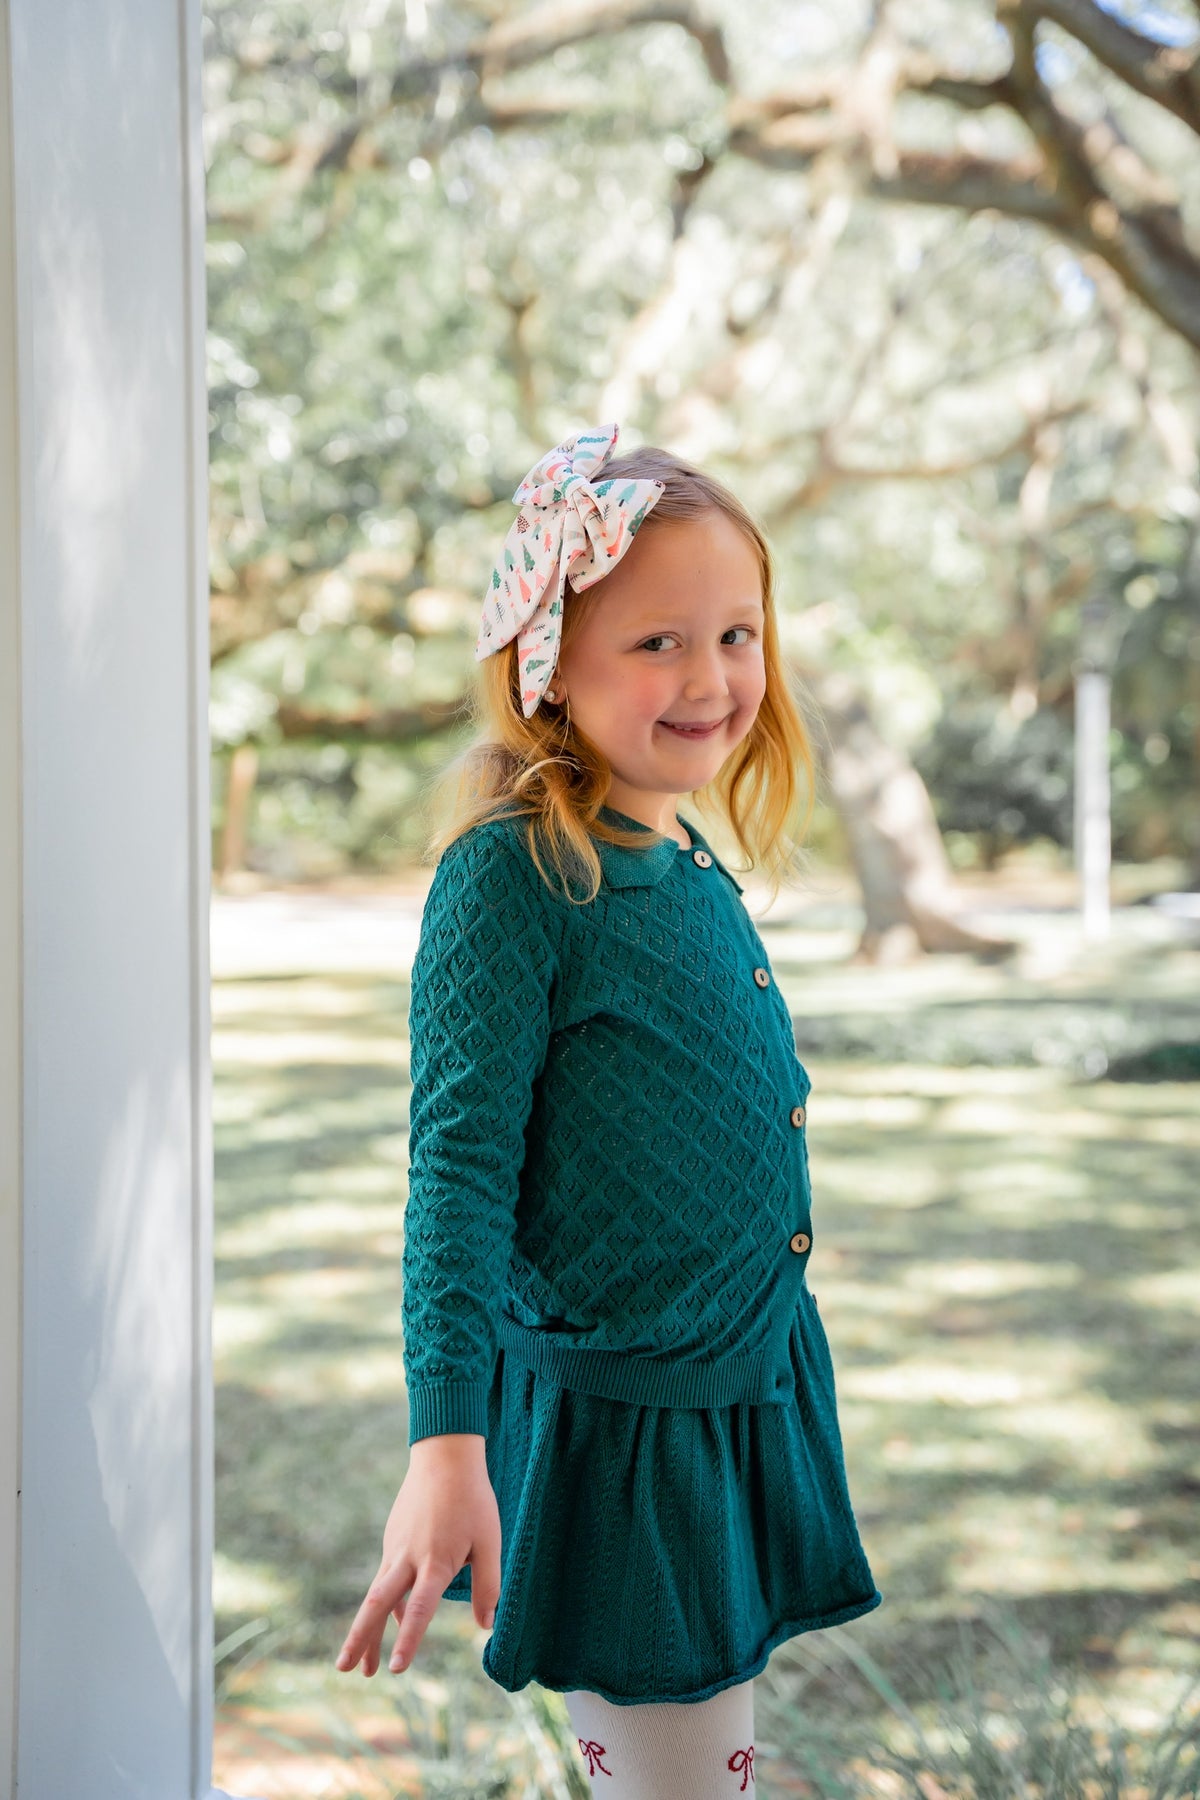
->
xmin=729 ymin=1744 xmax=756 ymax=1788
xmin=578 ymin=1738 xmax=612 ymax=1776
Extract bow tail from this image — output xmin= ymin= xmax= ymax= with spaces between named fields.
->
xmin=477 ymin=509 xmax=559 ymax=661
xmin=514 ymin=518 xmax=574 ymax=716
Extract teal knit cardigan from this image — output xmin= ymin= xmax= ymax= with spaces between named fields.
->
xmin=401 ymin=804 xmax=815 ymax=1446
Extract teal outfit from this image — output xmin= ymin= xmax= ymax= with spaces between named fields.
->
xmin=402 ymin=804 xmax=882 ymax=1703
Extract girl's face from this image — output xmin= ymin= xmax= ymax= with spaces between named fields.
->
xmin=554 ymin=509 xmax=767 ymax=826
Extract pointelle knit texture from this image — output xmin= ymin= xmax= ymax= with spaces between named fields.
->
xmin=400 ymin=803 xmax=882 ymax=1701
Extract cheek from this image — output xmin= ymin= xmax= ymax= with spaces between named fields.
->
xmin=729 ymin=667 xmax=767 ymax=728
xmin=620 ymin=666 xmax=673 ymax=716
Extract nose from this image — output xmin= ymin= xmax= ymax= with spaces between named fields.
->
xmin=680 ymin=641 xmax=731 ymax=701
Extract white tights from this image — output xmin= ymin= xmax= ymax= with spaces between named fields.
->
xmin=563 ymin=1678 xmax=757 ymax=1798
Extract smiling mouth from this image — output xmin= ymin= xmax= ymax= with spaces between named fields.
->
xmin=659 ymin=718 xmax=727 ymax=738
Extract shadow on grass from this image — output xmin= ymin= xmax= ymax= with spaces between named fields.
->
xmin=212 ymin=948 xmax=1200 ymax=1796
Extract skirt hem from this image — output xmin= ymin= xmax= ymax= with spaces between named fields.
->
xmin=450 ymin=1583 xmax=885 ymax=1705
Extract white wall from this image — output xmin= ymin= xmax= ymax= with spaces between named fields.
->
xmin=0 ymin=2 xmax=217 ymax=1795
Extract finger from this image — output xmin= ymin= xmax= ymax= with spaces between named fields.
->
xmin=336 ymin=1593 xmax=384 ymax=1674
xmin=470 ymin=1528 xmax=502 ymax=1633
xmin=386 ymin=1599 xmax=408 ymax=1655
xmin=361 ymin=1565 xmax=412 ymax=1677
xmin=335 ymin=1559 xmax=413 ymax=1675
xmin=389 ymin=1569 xmax=447 ymax=1671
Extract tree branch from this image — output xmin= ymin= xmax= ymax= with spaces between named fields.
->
xmin=274 ymin=697 xmax=467 ymax=743
xmin=1006 ymin=0 xmax=1200 ymax=134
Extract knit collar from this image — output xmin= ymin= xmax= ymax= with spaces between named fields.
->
xmin=595 ymin=804 xmax=745 ymax=893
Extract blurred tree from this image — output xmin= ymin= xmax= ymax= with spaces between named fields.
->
xmin=811 ymin=671 xmax=1019 ymax=957
xmin=912 ymin=696 xmax=1075 ymax=866
xmin=1109 ymin=529 xmax=1200 ymax=875
xmin=203 ymin=0 xmax=1200 ymax=929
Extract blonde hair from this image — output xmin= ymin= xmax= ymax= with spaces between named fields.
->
xmin=421 ymin=442 xmax=816 ymax=905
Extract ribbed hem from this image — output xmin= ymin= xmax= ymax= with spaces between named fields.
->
xmin=496 ymin=1312 xmax=794 ymax=1408
xmin=407 ymin=1380 xmax=491 ymax=1444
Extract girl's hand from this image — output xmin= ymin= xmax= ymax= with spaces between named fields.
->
xmin=334 ymin=1433 xmax=500 ymax=1677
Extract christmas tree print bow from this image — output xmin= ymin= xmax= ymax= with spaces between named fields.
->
xmin=475 ymin=423 xmax=665 ymax=718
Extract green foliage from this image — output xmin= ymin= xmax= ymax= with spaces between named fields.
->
xmin=771 ymin=1607 xmax=1200 ymax=1800
xmin=202 ymin=0 xmax=1200 ymax=875
xmin=913 ymin=702 xmax=1074 ymax=864
xmin=1111 ymin=574 xmax=1200 ymax=865
xmin=787 ymin=993 xmax=1200 ymax=1080
xmin=215 ymin=737 xmax=459 ymax=875
xmin=913 ymin=554 xmax=1200 ymax=867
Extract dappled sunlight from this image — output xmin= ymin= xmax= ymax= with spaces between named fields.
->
xmin=946 ymin=1490 xmax=1183 ymax=1597
xmin=214 ymin=1550 xmax=300 ymax=1617
xmin=814 ymin=1153 xmax=947 ymax=1209
xmin=934 ymin=1092 xmax=1200 ymax=1146
xmin=212 ymin=892 xmax=1200 ymax=1788
xmin=808 ymin=1090 xmax=935 ymax=1130
xmin=879 ymin=1434 xmax=1027 ymax=1475
xmin=217 ymin=1197 xmax=406 ymax=1261
xmin=1128 ymin=1268 xmax=1200 ymax=1314
xmin=958 ymin=1156 xmax=1089 ymax=1201
xmin=215 ymin=1026 xmax=410 ymax=1067
xmin=214 ymin=1302 xmax=279 ymax=1356
xmin=786 ymin=968 xmax=1197 ymax=1674
xmin=239 ymin=1349 xmax=408 ymax=1406
xmin=990 ymin=1399 xmax=1158 ymax=1475
xmin=840 ymin=1065 xmax=1067 ymax=1097
xmin=841 ymin=1356 xmax=1083 ymax=1408
xmin=901 ymin=1258 xmax=1078 ymax=1298
xmin=212 ymin=973 xmax=410 ymax=1021
xmin=245 ymin=1263 xmax=389 ymax=1306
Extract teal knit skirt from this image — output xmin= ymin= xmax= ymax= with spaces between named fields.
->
xmin=439 ymin=1285 xmax=883 ymax=1704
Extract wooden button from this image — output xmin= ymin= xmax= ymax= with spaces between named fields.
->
xmin=691 ymin=849 xmax=712 ymax=868
xmin=790 ymin=1103 xmax=806 ymax=1127
xmin=753 ymin=967 xmax=770 ymax=988
xmin=789 ymin=1230 xmax=811 ymax=1255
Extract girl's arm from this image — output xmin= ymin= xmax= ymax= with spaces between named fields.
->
xmin=336 ymin=821 xmax=559 ymax=1678
xmin=401 ymin=821 xmax=559 ymax=1441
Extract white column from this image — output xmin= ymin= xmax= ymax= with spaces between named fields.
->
xmin=0 ymin=3 xmax=221 ymax=1796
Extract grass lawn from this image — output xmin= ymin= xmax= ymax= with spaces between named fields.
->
xmin=211 ymin=859 xmax=1200 ymax=1799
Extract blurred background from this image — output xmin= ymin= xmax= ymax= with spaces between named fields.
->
xmin=204 ymin=1 xmax=1200 ymax=1795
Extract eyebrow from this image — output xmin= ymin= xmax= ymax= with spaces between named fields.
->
xmin=633 ymin=604 xmax=765 ymax=626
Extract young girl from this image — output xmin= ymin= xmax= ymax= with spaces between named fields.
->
xmin=335 ymin=424 xmax=882 ymax=1797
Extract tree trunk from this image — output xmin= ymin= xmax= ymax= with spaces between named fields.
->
xmin=218 ymin=741 xmax=259 ymax=882
xmin=809 ymin=673 xmax=1017 ymax=963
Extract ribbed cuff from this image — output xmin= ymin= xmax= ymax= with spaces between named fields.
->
xmin=406 ymin=1379 xmax=491 ymax=1446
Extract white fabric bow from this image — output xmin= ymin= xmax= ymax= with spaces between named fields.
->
xmin=475 ymin=423 xmax=665 ymax=718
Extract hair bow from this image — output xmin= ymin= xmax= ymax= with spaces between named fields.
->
xmin=474 ymin=423 xmax=665 ymax=718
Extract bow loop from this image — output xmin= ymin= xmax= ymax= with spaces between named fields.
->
xmin=475 ymin=423 xmax=665 ymax=717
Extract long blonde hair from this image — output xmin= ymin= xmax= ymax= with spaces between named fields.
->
xmin=421 ymin=443 xmax=816 ymax=904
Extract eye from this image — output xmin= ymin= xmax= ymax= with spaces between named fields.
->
xmin=639 ymin=627 xmax=758 ymax=653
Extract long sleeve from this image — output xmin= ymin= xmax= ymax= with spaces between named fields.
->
xmin=401 ymin=822 xmax=560 ymax=1445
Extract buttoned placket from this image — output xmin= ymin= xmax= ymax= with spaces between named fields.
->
xmin=678 ymin=825 xmax=814 ymax=1288
xmin=595 ymin=804 xmax=815 ymax=1399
